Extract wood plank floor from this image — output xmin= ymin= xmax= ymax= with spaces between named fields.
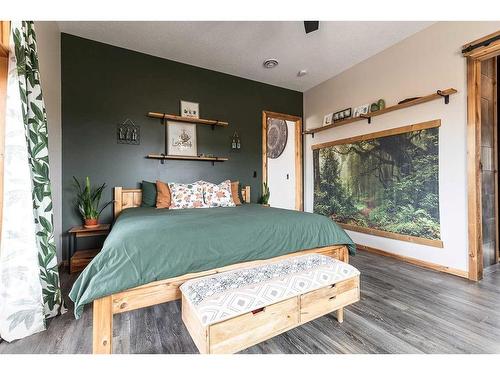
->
xmin=1 ymin=250 xmax=500 ymax=354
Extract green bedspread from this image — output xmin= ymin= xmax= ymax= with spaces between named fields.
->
xmin=69 ymin=204 xmax=355 ymax=318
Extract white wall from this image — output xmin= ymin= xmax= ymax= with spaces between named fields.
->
xmin=35 ymin=22 xmax=62 ymax=262
xmin=304 ymin=22 xmax=500 ymax=273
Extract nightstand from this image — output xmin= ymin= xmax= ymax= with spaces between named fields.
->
xmin=68 ymin=224 xmax=110 ymax=273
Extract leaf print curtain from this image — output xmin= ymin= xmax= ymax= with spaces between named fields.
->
xmin=0 ymin=21 xmax=65 ymax=342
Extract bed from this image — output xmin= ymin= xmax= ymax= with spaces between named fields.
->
xmin=69 ymin=187 xmax=355 ymax=354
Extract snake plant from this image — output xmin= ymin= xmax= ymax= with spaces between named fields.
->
xmin=260 ymin=182 xmax=270 ymax=205
xmin=73 ymin=176 xmax=113 ymax=220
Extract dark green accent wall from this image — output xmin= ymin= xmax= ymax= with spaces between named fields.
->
xmin=61 ymin=33 xmax=303 ymax=257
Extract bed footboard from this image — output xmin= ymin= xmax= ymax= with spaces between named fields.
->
xmin=92 ymin=244 xmax=349 ymax=354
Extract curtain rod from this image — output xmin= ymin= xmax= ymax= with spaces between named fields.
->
xmin=462 ymin=34 xmax=500 ymax=54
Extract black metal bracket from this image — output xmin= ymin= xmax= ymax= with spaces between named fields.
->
xmin=437 ymin=90 xmax=450 ymax=104
xmin=311 ymin=132 xmax=315 ymax=138
xmin=360 ymin=114 xmax=371 ymax=124
xmin=160 ymin=153 xmax=166 ymax=165
xmin=211 ymin=124 xmax=215 ymax=130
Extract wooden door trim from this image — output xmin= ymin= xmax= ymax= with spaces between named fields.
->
xmin=0 ymin=21 xmax=10 ymax=58
xmin=0 ymin=21 xmax=9 ymax=242
xmin=464 ymin=31 xmax=500 ymax=280
xmin=262 ymin=111 xmax=303 ymax=211
xmin=495 ymin=58 xmax=499 ymax=265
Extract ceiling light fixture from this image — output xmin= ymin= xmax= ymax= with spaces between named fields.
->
xmin=263 ymin=58 xmax=279 ymax=69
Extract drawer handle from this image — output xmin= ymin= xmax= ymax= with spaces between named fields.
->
xmin=251 ymin=307 xmax=265 ymax=315
xmin=329 ymin=283 xmax=337 ymax=289
xmin=329 ymin=296 xmax=337 ymax=301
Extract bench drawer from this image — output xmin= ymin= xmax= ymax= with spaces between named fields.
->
xmin=209 ymin=296 xmax=299 ymax=354
xmin=300 ymin=275 xmax=360 ymax=324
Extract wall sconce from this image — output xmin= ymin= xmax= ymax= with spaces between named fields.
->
xmin=231 ymin=131 xmax=241 ymax=150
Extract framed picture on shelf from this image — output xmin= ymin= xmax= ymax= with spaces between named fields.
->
xmin=353 ymin=104 xmax=370 ymax=118
xmin=167 ymin=121 xmax=197 ymax=156
xmin=323 ymin=113 xmax=333 ymax=126
xmin=333 ymin=108 xmax=352 ymax=122
xmin=180 ymin=100 xmax=200 ymax=119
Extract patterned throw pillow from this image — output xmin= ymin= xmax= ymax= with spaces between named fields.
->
xmin=168 ymin=182 xmax=208 ymax=209
xmin=203 ymin=180 xmax=236 ymax=208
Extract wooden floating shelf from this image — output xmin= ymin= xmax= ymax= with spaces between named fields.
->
xmin=304 ymin=88 xmax=457 ymax=135
xmin=147 ymin=112 xmax=229 ymax=127
xmin=147 ymin=154 xmax=228 ymax=162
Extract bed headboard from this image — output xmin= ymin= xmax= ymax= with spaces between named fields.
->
xmin=114 ymin=187 xmax=142 ymax=218
xmin=114 ymin=185 xmax=251 ymax=218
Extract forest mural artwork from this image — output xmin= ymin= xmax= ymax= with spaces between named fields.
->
xmin=313 ymin=125 xmax=440 ymax=241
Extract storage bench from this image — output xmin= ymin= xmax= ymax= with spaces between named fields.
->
xmin=180 ymin=254 xmax=360 ymax=354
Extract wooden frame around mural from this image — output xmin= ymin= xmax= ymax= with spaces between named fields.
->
xmin=312 ymin=119 xmax=443 ymax=249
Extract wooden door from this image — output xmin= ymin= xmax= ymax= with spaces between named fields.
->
xmin=480 ymin=57 xmax=498 ymax=267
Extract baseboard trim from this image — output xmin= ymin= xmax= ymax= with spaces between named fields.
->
xmin=356 ymin=244 xmax=468 ymax=279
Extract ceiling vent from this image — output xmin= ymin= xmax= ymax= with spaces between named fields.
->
xmin=263 ymin=58 xmax=279 ymax=69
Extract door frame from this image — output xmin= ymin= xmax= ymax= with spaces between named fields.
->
xmin=0 ymin=21 xmax=10 ymax=241
xmin=262 ymin=111 xmax=303 ymax=211
xmin=463 ymin=30 xmax=500 ymax=280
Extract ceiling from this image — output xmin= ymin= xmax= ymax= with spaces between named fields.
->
xmin=57 ymin=21 xmax=434 ymax=92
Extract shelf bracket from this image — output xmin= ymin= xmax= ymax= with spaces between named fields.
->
xmin=311 ymin=132 xmax=315 ymax=138
xmin=211 ymin=124 xmax=215 ymax=130
xmin=360 ymin=114 xmax=371 ymax=124
xmin=437 ymin=90 xmax=449 ymax=104
xmin=160 ymin=153 xmax=166 ymax=165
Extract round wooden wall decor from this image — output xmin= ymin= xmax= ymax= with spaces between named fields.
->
xmin=267 ymin=118 xmax=288 ymax=159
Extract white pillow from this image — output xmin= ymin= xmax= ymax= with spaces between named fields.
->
xmin=203 ymin=180 xmax=236 ymax=208
xmin=168 ymin=182 xmax=208 ymax=209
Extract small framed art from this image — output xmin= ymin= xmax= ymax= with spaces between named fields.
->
xmin=353 ymin=104 xmax=370 ymax=118
xmin=333 ymin=108 xmax=351 ymax=122
xmin=180 ymin=100 xmax=200 ymax=119
xmin=167 ymin=121 xmax=197 ymax=156
xmin=323 ymin=113 xmax=333 ymax=126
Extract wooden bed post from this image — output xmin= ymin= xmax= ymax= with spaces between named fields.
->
xmin=93 ymin=296 xmax=113 ymax=354
xmin=336 ymin=308 xmax=344 ymax=323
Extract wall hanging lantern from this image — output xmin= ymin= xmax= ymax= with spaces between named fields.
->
xmin=117 ymin=119 xmax=140 ymax=145
xmin=231 ymin=131 xmax=241 ymax=150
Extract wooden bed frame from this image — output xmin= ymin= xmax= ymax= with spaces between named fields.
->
xmin=92 ymin=187 xmax=350 ymax=354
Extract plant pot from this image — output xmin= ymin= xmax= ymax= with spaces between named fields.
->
xmin=84 ymin=218 xmax=99 ymax=228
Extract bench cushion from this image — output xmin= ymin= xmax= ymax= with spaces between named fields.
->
xmin=180 ymin=254 xmax=360 ymax=326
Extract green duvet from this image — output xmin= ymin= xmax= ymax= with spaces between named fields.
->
xmin=69 ymin=204 xmax=355 ymax=318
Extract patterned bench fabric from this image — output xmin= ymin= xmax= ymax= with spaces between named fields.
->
xmin=180 ymin=254 xmax=360 ymax=326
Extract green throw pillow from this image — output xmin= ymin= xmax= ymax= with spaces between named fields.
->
xmin=141 ymin=180 xmax=157 ymax=207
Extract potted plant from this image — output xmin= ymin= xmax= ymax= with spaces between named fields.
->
xmin=260 ymin=182 xmax=270 ymax=207
xmin=73 ymin=176 xmax=113 ymax=228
